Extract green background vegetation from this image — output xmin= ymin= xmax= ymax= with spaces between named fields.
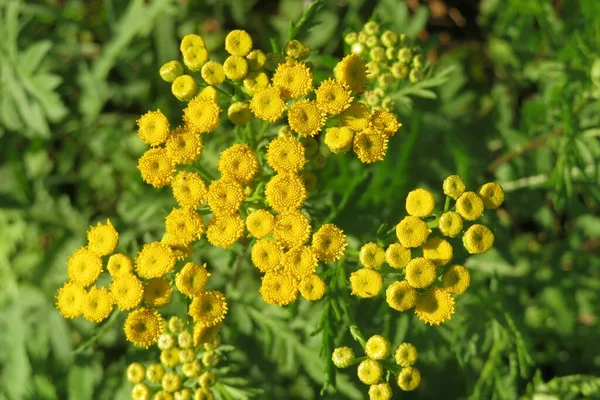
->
xmin=1 ymin=0 xmax=599 ymax=399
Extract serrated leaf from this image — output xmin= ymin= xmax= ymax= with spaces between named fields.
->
xmin=18 ymin=40 xmax=52 ymax=75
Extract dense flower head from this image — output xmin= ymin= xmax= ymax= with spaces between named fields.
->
xmin=138 ymin=148 xmax=175 ymax=188
xmin=247 ymin=49 xmax=266 ymax=70
xmin=405 ymin=188 xmax=435 ymax=217
xmin=443 ymin=265 xmax=470 ymax=294
xmin=189 ymin=290 xmax=228 ymax=328
xmin=414 ymin=286 xmax=455 ymax=326
xmin=250 ymin=85 xmax=286 ymax=122
xmin=272 ymin=61 xmax=313 ymax=99
xmin=315 ymin=78 xmax=353 ymax=115
xmin=217 ymin=144 xmax=259 ymax=185
xmin=183 ymin=96 xmax=221 ymax=134
xmin=244 ymin=71 xmax=270 ymax=95
xmin=207 ymin=178 xmax=245 ymax=216
xmin=183 ymin=45 xmax=209 ymax=72
xmin=365 ymin=335 xmax=391 ymax=360
xmin=165 ymin=207 xmax=204 ymax=246
xmin=265 ymin=173 xmax=307 ymax=213
xmin=124 ymin=307 xmax=165 ymax=347
xmin=144 ymin=277 xmax=173 ymax=307
xmin=324 ymin=127 xmax=354 ymax=153
xmin=332 ymin=347 xmax=355 ymax=368
xmin=299 ymin=274 xmax=326 ymax=301
xmin=395 ymin=216 xmax=430 ymax=248
xmin=246 ymin=209 xmax=275 ymax=238
xmin=110 ymin=274 xmax=144 ymax=311
xmin=405 ymin=257 xmax=437 ymax=288
xmin=311 ymin=223 xmax=347 ymax=262
xmin=395 ymin=343 xmax=418 ymax=367
xmin=397 ymin=367 xmax=421 ymax=391
xmin=83 ymin=286 xmax=114 ymax=323
xmin=225 ymin=30 xmax=253 ymax=56
xmin=462 ymin=224 xmax=494 ymax=254
xmin=369 ymin=383 xmax=393 ymax=400
xmin=385 ymin=243 xmax=411 ymax=268
xmin=87 ymin=219 xmax=119 ymax=256
xmin=350 ymin=268 xmax=383 ymax=298
xmin=107 ymin=253 xmax=133 ymax=277
xmin=165 ymin=127 xmax=204 ymax=164
xmin=228 ymin=102 xmax=252 ymax=125
xmin=479 ymin=182 xmax=505 ymax=209
xmin=273 ymin=210 xmax=311 ymax=249
xmin=288 ymin=100 xmax=325 ymax=137
xmin=223 ymin=55 xmax=249 ymax=80
xmin=206 ymin=214 xmax=245 ymax=248
xmin=136 ymin=242 xmax=176 ymax=279
xmin=127 ymin=363 xmax=146 ymax=384
xmin=201 ymin=60 xmax=226 ymax=85
xmin=56 ymin=282 xmax=86 ymax=319
xmin=371 ymin=108 xmax=401 ymax=137
xmin=422 ymin=237 xmax=453 ymax=266
xmin=335 ymin=54 xmax=368 ymax=93
xmin=267 ymin=136 xmax=306 ymax=173
xmin=456 ymin=191 xmax=484 ymax=221
xmin=443 ymin=175 xmax=466 ymax=199
xmin=260 ymin=270 xmax=299 ymax=306
xmin=438 ymin=211 xmax=463 ymax=238
xmin=386 ymin=281 xmax=417 ymax=311
xmin=171 ymin=171 xmax=207 ymax=208
xmin=137 ymin=110 xmax=170 ymax=147
xmin=357 ymin=359 xmax=383 ymax=385
xmin=353 ymin=128 xmax=388 ymax=164
xmin=171 ymin=75 xmax=197 ymax=101
xmin=251 ymin=238 xmax=283 ymax=273
xmin=359 ymin=242 xmax=386 ymax=269
xmin=282 ymin=246 xmax=318 ymax=278
xmin=340 ymin=102 xmax=371 ymax=131
xmin=67 ymin=247 xmax=103 ymax=287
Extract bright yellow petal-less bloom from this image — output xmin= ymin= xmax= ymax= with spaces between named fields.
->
xmin=251 ymin=238 xmax=283 ymax=273
xmin=334 ymin=54 xmax=368 ymax=93
xmin=165 ymin=127 xmax=204 ymax=164
xmin=265 ymin=173 xmax=307 ymax=213
xmin=443 ymin=175 xmax=466 ymax=200
xmin=282 ymin=246 xmax=318 ymax=278
xmin=340 ymin=102 xmax=371 ymax=131
xmin=137 ymin=110 xmax=170 ymax=147
xmin=124 ymin=307 xmax=165 ymax=348
xmin=332 ymin=347 xmax=355 ymax=368
xmin=67 ymin=247 xmax=102 ymax=287
xmin=273 ymin=210 xmax=311 ymax=249
xmin=246 ymin=49 xmax=266 ymax=70
xmin=371 ymin=108 xmax=401 ymax=137
xmin=109 ymin=274 xmax=143 ymax=311
xmin=405 ymin=188 xmax=435 ymax=217
xmin=246 ymin=209 xmax=275 ymax=238
xmin=135 ymin=242 xmax=176 ymax=279
xmin=180 ymin=34 xmax=205 ymax=52
xmin=478 ymin=182 xmax=505 ymax=209
xmin=315 ymin=78 xmax=352 ymax=115
xmin=183 ymin=45 xmax=209 ymax=72
xmin=299 ymin=274 xmax=326 ymax=301
xmin=422 ymin=237 xmax=453 ymax=267
xmin=217 ymin=143 xmax=259 ymax=185
xmin=397 ymin=367 xmax=421 ymax=391
xmin=288 ymin=100 xmax=325 ymax=137
xmin=82 ymin=286 xmax=114 ymax=323
xmin=443 ymin=265 xmax=471 ymax=294
xmin=395 ymin=343 xmax=418 ymax=367
xmin=145 ymin=363 xmax=165 ymax=383
xmin=183 ymin=96 xmax=221 ymax=134
xmin=176 ymin=262 xmax=209 ymax=297
xmin=165 ymin=207 xmax=204 ymax=246
xmin=414 ymin=286 xmax=455 ymax=326
xmin=127 ymin=363 xmax=146 ymax=383
xmin=456 ymin=191 xmax=484 ymax=221
xmin=438 ymin=211 xmax=463 ymax=238
xmin=201 ymin=61 xmax=226 ymax=86
xmin=56 ymin=281 xmax=86 ymax=319
xmin=223 ymin=55 xmax=249 ymax=80
xmin=144 ymin=277 xmax=173 ymax=308
xmin=207 ymin=178 xmax=245 ymax=216
xmin=395 ymin=216 xmax=430 ymax=248
xmin=357 ymin=359 xmax=383 ymax=385
xmin=228 ymin=102 xmax=252 ymax=125
xmin=171 ymin=75 xmax=197 ymax=101
xmin=206 ymin=214 xmax=245 ymax=249
xmin=260 ymin=270 xmax=299 ymax=306
xmin=267 ymin=136 xmax=306 ymax=173
xmin=171 ymin=171 xmax=207 ymax=208
xmin=385 ymin=243 xmax=411 ymax=268
xmin=350 ymin=268 xmax=383 ymax=298
xmin=243 ymin=71 xmax=269 ymax=95
xmin=272 ymin=61 xmax=313 ymax=99
xmin=405 ymin=257 xmax=437 ymax=288
xmin=359 ymin=242 xmax=386 ymax=269
xmin=365 ymin=335 xmax=391 ymax=360
xmin=386 ymin=281 xmax=417 ymax=311
xmin=368 ymin=383 xmax=393 ymax=400
xmin=311 ymin=223 xmax=347 ymax=262
xmin=249 ymin=85 xmax=286 ymax=122
xmin=324 ymin=127 xmax=354 ymax=153
xmin=106 ymin=253 xmax=133 ymax=277
xmin=189 ymin=290 xmax=228 ymax=328
xmin=353 ymin=128 xmax=388 ymax=164
xmin=225 ymin=30 xmax=253 ymax=56
xmin=137 ymin=148 xmax=175 ymax=188
xmin=462 ymin=224 xmax=494 ymax=254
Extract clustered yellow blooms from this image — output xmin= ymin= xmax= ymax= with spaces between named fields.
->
xmin=126 ymin=316 xmax=223 ymax=400
xmin=350 ymin=175 xmax=504 ymax=326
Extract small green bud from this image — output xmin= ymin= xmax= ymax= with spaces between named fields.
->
xmin=198 ymin=371 xmax=216 ymax=388
xmin=373 ymin=88 xmax=384 ymax=98
xmin=364 ymin=21 xmax=380 ymax=36
xmin=365 ymin=36 xmax=379 ymax=48
xmin=366 ymin=61 xmax=381 ymax=80
xmin=160 ymin=60 xmax=184 ymax=82
xmin=386 ymin=47 xmax=397 ymax=61
xmin=378 ymin=73 xmax=394 ymax=87
xmin=332 ymin=347 xmax=355 ymax=368
xmin=380 ymin=30 xmax=398 ymax=48
xmin=366 ymin=92 xmax=380 ymax=107
xmin=409 ymin=69 xmax=424 ymax=83
xmin=358 ymin=31 xmax=368 ymax=43
xmin=381 ymin=97 xmax=394 ymax=109
xmin=391 ymin=62 xmax=409 ymax=79
xmin=369 ymin=47 xmax=386 ymax=62
xmin=284 ymin=39 xmax=310 ymax=60
xmin=344 ymin=32 xmax=358 ymax=45
xmin=202 ymin=350 xmax=220 ymax=367
xmin=278 ymin=126 xmax=292 ymax=137
xmin=412 ymin=54 xmax=424 ymax=70
xmin=398 ymin=47 xmax=413 ymax=64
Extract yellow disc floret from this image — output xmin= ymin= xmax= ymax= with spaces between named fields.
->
xmin=250 ymin=86 xmax=286 ymax=122
xmin=218 ymin=144 xmax=259 ymax=185
xmin=371 ymin=108 xmax=401 ymax=137
xmin=246 ymin=209 xmax=275 ymax=238
xmin=385 ymin=243 xmax=411 ymax=268
xmin=422 ymin=237 xmax=453 ymax=267
xmin=334 ymin=54 xmax=367 ymax=93
xmin=201 ymin=61 xmax=226 ymax=86
xmin=340 ymin=102 xmax=371 ymax=131
xmin=171 ymin=75 xmax=197 ymax=101
xmin=315 ymin=78 xmax=352 ymax=115
xmin=299 ymin=274 xmax=326 ymax=301
xmin=282 ymin=246 xmax=318 ymax=278
xmin=365 ymin=335 xmax=391 ymax=360
xmin=165 ymin=207 xmax=204 ymax=246
xmin=369 ymin=383 xmax=393 ymax=400
xmin=189 ymin=290 xmax=228 ymax=328
xmin=251 ymin=238 xmax=283 ymax=273
xmin=206 ymin=214 xmax=245 ymax=248
xmin=405 ymin=257 xmax=437 ymax=288
xmin=165 ymin=127 xmax=204 ymax=164
xmin=207 ymin=178 xmax=245 ymax=216
xmin=273 ymin=210 xmax=311 ymax=249
xmin=176 ymin=262 xmax=209 ymax=297
xmin=260 ymin=270 xmax=299 ymax=306
xmin=183 ymin=96 xmax=221 ymax=134
xmin=265 ymin=173 xmax=307 ymax=213
xmin=443 ymin=265 xmax=470 ymax=294
xmin=124 ymin=307 xmax=165 ymax=347
xmin=137 ymin=110 xmax=170 ymax=146
xmin=67 ymin=247 xmax=102 ymax=287
xmin=456 ymin=191 xmax=484 ymax=221
xmin=171 ymin=171 xmax=207 ymax=208
xmin=397 ymin=367 xmax=421 ymax=391
xmin=438 ymin=211 xmax=463 ymax=238
xmin=443 ymin=175 xmax=465 ymax=200
xmin=353 ymin=129 xmax=388 ymax=164
xmin=56 ymin=281 xmax=86 ymax=319
xmin=350 ymin=268 xmax=383 ymax=298
xmin=386 ymin=281 xmax=417 ymax=312
xmin=324 ymin=127 xmax=354 ymax=153
xmin=478 ymin=182 xmax=505 ymax=209
xmin=110 ymin=274 xmax=144 ymax=311
xmin=359 ymin=242 xmax=386 ymax=269
xmin=395 ymin=343 xmax=418 ymax=367
xmin=357 ymin=359 xmax=383 ymax=385
xmin=144 ymin=278 xmax=173 ymax=308
xmin=311 ymin=223 xmax=347 ymax=262
xmin=267 ymin=136 xmax=306 ymax=173
xmin=223 ymin=55 xmax=248 ymax=80
xmin=107 ymin=253 xmax=133 ymax=277
xmin=82 ymin=286 xmax=114 ymax=323
xmin=405 ymin=188 xmax=435 ymax=217
xmin=183 ymin=45 xmax=209 ymax=72
xmin=395 ymin=216 xmax=430 ymax=248
xmin=225 ymin=30 xmax=253 ymax=56
xmin=462 ymin=224 xmax=494 ymax=254
xmin=137 ymin=148 xmax=175 ymax=188
xmin=135 ymin=242 xmax=176 ymax=279
xmin=414 ymin=286 xmax=455 ymax=326
xmin=272 ymin=61 xmax=313 ymax=99
xmin=288 ymin=100 xmax=325 ymax=137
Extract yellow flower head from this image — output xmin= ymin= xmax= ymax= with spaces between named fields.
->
xmin=83 ymin=286 xmax=114 ymax=323
xmin=223 ymin=55 xmax=248 ymax=80
xmin=109 ymin=274 xmax=143 ymax=311
xmin=405 ymin=188 xmax=435 ymax=217
xmin=250 ymin=85 xmax=286 ymax=122
xmin=462 ymin=224 xmax=494 ymax=254
xmin=146 ymin=364 xmax=165 ymax=384
xmin=107 ymin=253 xmax=133 ymax=277
xmin=201 ymin=61 xmax=226 ymax=86
xmin=228 ymin=102 xmax=252 ymax=125
xmin=127 ymin=363 xmax=146 ymax=384
xmin=371 ymin=108 xmax=401 ymax=137
xmin=260 ymin=270 xmax=299 ymax=306
xmin=159 ymin=60 xmax=183 ymax=83
xmin=272 ymin=61 xmax=313 ymax=99
xmin=324 ymin=127 xmax=354 ymax=153
xmin=395 ymin=343 xmax=418 ymax=367
xmin=183 ymin=45 xmax=209 ymax=72
xmin=334 ymin=54 xmax=368 ymax=93
xmin=206 ymin=214 xmax=245 ymax=248
xmin=198 ymin=371 xmax=216 ymax=388
xmin=217 ymin=143 xmax=259 ymax=185
xmin=167 ymin=316 xmax=185 ymax=334
xmin=183 ymin=96 xmax=221 ymax=134
xmin=385 ymin=243 xmax=411 ymax=268
xmin=225 ymin=30 xmax=253 ymax=56
xmin=67 ymin=247 xmax=103 ymax=287
xmin=178 ymin=331 xmax=193 ymax=348
xmin=176 ymin=262 xmax=209 ymax=297
xmin=273 ymin=210 xmax=311 ymax=249
xmin=136 ymin=242 xmax=176 ymax=279
xmin=311 ymin=223 xmax=347 ymax=262
xmin=359 ymin=242 xmax=386 ymax=269
xmin=340 ymin=102 xmax=371 ymax=131
xmin=353 ymin=129 xmax=388 ymax=164
xmin=180 ymin=34 xmax=205 ymax=53
xmin=422 ymin=237 xmax=453 ymax=267
xmin=438 ymin=211 xmax=463 ymax=238
xmin=369 ymin=382 xmax=393 ymax=400
xmin=265 ymin=173 xmax=307 ymax=213
xmin=443 ymin=265 xmax=470 ymax=294
xmin=198 ymin=85 xmax=219 ymax=102
xmin=246 ymin=209 xmax=275 ymax=238
xmin=395 ymin=216 xmax=430 ymax=248
xmin=144 ymin=277 xmax=173 ymax=308
xmin=267 ymin=136 xmax=306 ymax=173
xmin=172 ymin=171 xmax=207 ymax=208
xmin=414 ymin=286 xmax=455 ymax=326
xmin=172 ymin=75 xmax=197 ymax=101
xmin=132 ymin=383 xmax=150 ymax=399
xmin=194 ymin=388 xmax=215 ymax=400
xmin=284 ymin=39 xmax=311 ymax=60
xmin=288 ymin=100 xmax=325 ymax=137
xmin=456 ymin=191 xmax=484 ymax=221
xmin=189 ymin=290 xmax=228 ymax=328
xmin=243 ymin=71 xmax=270 ymax=95
xmin=357 ymin=359 xmax=383 ymax=385
xmin=246 ymin=49 xmax=266 ymax=70
xmin=478 ymin=182 xmax=505 ymax=209
xmin=207 ymin=178 xmax=245 ymax=216
xmin=365 ymin=335 xmax=391 ymax=360
xmin=124 ymin=307 xmax=165 ymax=348
xmin=165 ymin=207 xmax=204 ymax=246
xmin=315 ymin=78 xmax=352 ymax=115
xmin=161 ymin=371 xmax=181 ymax=392
xmin=137 ymin=110 xmax=170 ymax=146
xmin=386 ymin=281 xmax=417 ymax=311
xmin=137 ymin=148 xmax=175 ymax=188
xmin=443 ymin=175 xmax=466 ymax=200
xmin=405 ymin=257 xmax=437 ymax=288
xmin=251 ymin=238 xmax=283 ymax=273
xmin=397 ymin=367 xmax=421 ymax=391
xmin=56 ymin=281 xmax=86 ymax=319
xmin=299 ymin=274 xmax=326 ymax=301
xmin=165 ymin=126 xmax=204 ymax=164
xmin=350 ymin=268 xmax=383 ymax=298
xmin=158 ymin=333 xmax=175 ymax=350
xmin=182 ymin=361 xmax=201 ymax=378
xmin=282 ymin=246 xmax=318 ymax=278
xmin=332 ymin=346 xmax=355 ymax=368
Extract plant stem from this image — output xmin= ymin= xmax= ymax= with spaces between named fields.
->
xmin=72 ymin=310 xmax=121 ymax=354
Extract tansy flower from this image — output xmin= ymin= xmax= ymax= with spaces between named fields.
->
xmin=82 ymin=286 xmax=114 ymax=323
xmin=324 ymin=127 xmax=354 ymax=153
xmin=414 ymin=286 xmax=455 ymax=326
xmin=359 ymin=242 xmax=385 ymax=269
xmin=250 ymin=85 xmax=286 ymax=122
xmin=405 ymin=258 xmax=437 ymax=288
xmin=332 ymin=347 xmax=355 ymax=368
xmin=171 ymin=171 xmax=207 ymax=208
xmin=132 ymin=383 xmax=150 ymax=399
xmin=299 ymin=274 xmax=326 ymax=301
xmin=171 ymin=75 xmax=197 ymax=101
xmin=456 ymin=191 xmax=484 ymax=221
xmin=260 ymin=270 xmax=299 ymax=306
xmin=223 ymin=55 xmax=248 ymax=80
xmin=265 ymin=173 xmax=307 ymax=213
xmin=178 ymin=331 xmax=193 ymax=348
xmin=386 ymin=281 xmax=417 ymax=311
xmin=288 ymin=100 xmax=325 ymax=137
xmin=136 ymin=242 xmax=176 ymax=279
xmin=395 ymin=343 xmax=418 ymax=367
xmin=167 ymin=316 xmax=185 ymax=334
xmin=124 ymin=307 xmax=165 ymax=347
xmin=144 ymin=278 xmax=173 ymax=307
xmin=198 ymin=371 xmax=216 ymax=388
xmin=206 ymin=214 xmax=245 ymax=248
xmin=478 ymin=182 xmax=505 ymax=209
xmin=243 ymin=71 xmax=270 ymax=95
xmin=165 ymin=127 xmax=204 ymax=164
xmin=353 ymin=129 xmax=388 ymax=164
xmin=334 ymin=54 xmax=368 ymax=93
xmin=282 ymin=246 xmax=318 ymax=278
xmin=159 ymin=59 xmax=183 ymax=82
xmin=371 ymin=108 xmax=401 ymax=136
xmin=183 ymin=45 xmax=209 ymax=72
xmin=272 ymin=61 xmax=313 ymax=99
xmin=273 ymin=210 xmax=311 ymax=249
xmin=180 ymin=34 xmax=205 ymax=52
xmin=217 ymin=144 xmax=259 ymax=185
xmin=67 ymin=247 xmax=102 ymax=287
xmin=365 ymin=335 xmax=391 ymax=360
xmin=137 ymin=148 xmax=175 ymax=188
xmin=395 ymin=216 xmax=430 ymax=248
xmin=180 ymin=348 xmax=195 ymax=363
xmin=246 ymin=49 xmax=266 ymax=70
xmin=146 ymin=363 xmax=165 ymax=383
xmin=340 ymin=102 xmax=371 ymax=131
xmin=183 ymin=97 xmax=221 ymax=134
xmin=161 ymin=371 xmax=181 ymax=392
xmin=246 ymin=209 xmax=275 ymax=238
xmin=176 ymin=262 xmax=209 ymax=297
xmin=107 ymin=253 xmax=133 ymax=277
xmin=137 ymin=110 xmax=170 ymax=147
xmin=56 ymin=282 xmax=86 ymax=319
xmin=189 ymin=290 xmax=228 ymax=328
xmin=422 ymin=237 xmax=453 ymax=267
xmin=438 ymin=211 xmax=463 ymax=238
xmin=127 ymin=363 xmax=146 ymax=383
xmin=225 ymin=30 xmax=253 ymax=56
xmin=369 ymin=383 xmax=393 ymax=400
xmin=284 ymin=39 xmax=310 ymax=59
xmin=267 ymin=136 xmax=306 ymax=173
xmin=228 ymin=102 xmax=252 ymax=125
xmin=443 ymin=265 xmax=470 ymax=294
xmin=405 ymin=188 xmax=435 ymax=217
xmin=443 ymin=175 xmax=466 ymax=200
xmin=385 ymin=243 xmax=411 ymax=268
xmin=157 ymin=333 xmax=175 ymax=350
xmin=165 ymin=207 xmax=204 ymax=246
xmin=462 ymin=224 xmax=494 ymax=254
xmin=350 ymin=268 xmax=383 ymax=298
xmin=397 ymin=367 xmax=421 ymax=391
xmin=161 ymin=235 xmax=192 ymax=261
xmin=207 ymin=178 xmax=245 ymax=216
xmin=357 ymin=359 xmax=383 ymax=385
xmin=315 ymin=78 xmax=352 ymax=115
xmin=251 ymin=238 xmax=283 ymax=273
xmin=201 ymin=61 xmax=226 ymax=86
xmin=109 ymin=274 xmax=143 ymax=311
xmin=311 ymin=223 xmax=347 ymax=262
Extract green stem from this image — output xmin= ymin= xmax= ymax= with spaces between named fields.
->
xmin=444 ymin=196 xmax=451 ymax=212
xmin=72 ymin=310 xmax=121 ymax=354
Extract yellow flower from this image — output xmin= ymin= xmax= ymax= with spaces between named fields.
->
xmin=267 ymin=136 xmax=306 ymax=174
xmin=171 ymin=171 xmax=207 ymax=208
xmin=165 ymin=207 xmax=204 ymax=246
xmin=199 ymin=86 xmax=219 ymax=102
xmin=207 ymin=178 xmax=245 ymax=216
xmin=357 ymin=359 xmax=383 ymax=385
xmin=246 ymin=49 xmax=266 ymax=70
xmin=183 ymin=45 xmax=209 ymax=72
xmin=340 ymin=102 xmax=371 ymax=131
xmin=260 ymin=270 xmax=299 ymax=306
xmin=386 ymin=281 xmax=417 ymax=312
xmin=107 ymin=253 xmax=133 ymax=277
xmin=227 ymin=102 xmax=252 ymax=125
xmin=124 ymin=308 xmax=165 ymax=348
xmin=194 ymin=389 xmax=214 ymax=400
xmin=82 ymin=286 xmax=114 ymax=323
xmin=405 ymin=188 xmax=435 ymax=217
xmin=246 ymin=209 xmax=275 ymax=238
xmin=315 ymin=78 xmax=352 ymax=115
xmin=368 ymin=382 xmax=393 ymax=400
xmin=157 ymin=333 xmax=175 ymax=350
xmin=251 ymin=238 xmax=283 ymax=273
xmin=299 ymin=274 xmax=326 ymax=301
xmin=198 ymin=371 xmax=217 ymax=388
xmin=172 ymin=75 xmax=197 ymax=101
xmin=250 ymin=85 xmax=286 ymax=122
xmin=110 ymin=274 xmax=143 ymax=311
xmin=405 ymin=258 xmax=437 ymax=288
xmin=443 ymin=175 xmax=465 ymax=200
xmin=422 ymin=237 xmax=453 ymax=267
xmin=371 ymin=108 xmax=401 ymax=137
xmin=165 ymin=127 xmax=204 ymax=164
xmin=183 ymin=96 xmax=221 ymax=134
xmin=332 ymin=346 xmax=355 ymax=368
xmin=223 ymin=55 xmax=248 ymax=80
xmin=160 ymin=348 xmax=180 ymax=368
xmin=56 ymin=281 xmax=86 ymax=319
xmin=144 ymin=278 xmax=173 ymax=308
xmin=167 ymin=316 xmax=185 ymax=334
xmin=127 ymin=363 xmax=146 ymax=384
xmin=395 ymin=216 xmax=430 ymax=248
xmin=176 ymin=388 xmax=193 ymax=400
xmin=132 ymin=383 xmax=150 ymax=400
xmin=225 ymin=30 xmax=253 ymax=56
xmin=180 ymin=34 xmax=205 ymax=52
xmin=288 ymin=100 xmax=325 ymax=137
xmin=397 ymin=367 xmax=421 ymax=391
xmin=359 ymin=242 xmax=386 ymax=269
xmin=176 ymin=262 xmax=209 ymax=297
xmin=182 ymin=360 xmax=201 ymax=379
xmin=138 ymin=148 xmax=175 ymax=188
xmin=334 ymin=54 xmax=368 ymax=93
xmin=243 ymin=71 xmax=269 ymax=95
xmin=265 ymin=173 xmax=307 ymax=213
xmin=189 ymin=290 xmax=228 ymax=327
xmin=311 ymin=223 xmax=347 ymax=262
xmin=385 ymin=243 xmax=411 ymax=268
xmin=350 ymin=268 xmax=383 ymax=298
xmin=206 ymin=214 xmax=245 ymax=248
xmin=324 ymin=127 xmax=354 ymax=153
xmin=462 ymin=224 xmax=494 ymax=254
xmin=135 ymin=242 xmax=176 ymax=279
xmin=201 ymin=61 xmax=226 ymax=86
xmin=456 ymin=191 xmax=484 ymax=221
xmin=217 ymin=143 xmax=259 ymax=185
xmin=178 ymin=331 xmax=193 ymax=348
xmin=365 ymin=335 xmax=391 ymax=360
xmin=146 ymin=363 xmax=165 ymax=384
xmin=273 ymin=210 xmax=311 ymax=249
xmin=67 ymin=247 xmax=102 ymax=287
xmin=137 ymin=110 xmax=170 ymax=146
xmin=282 ymin=246 xmax=318 ymax=278
xmin=284 ymin=39 xmax=310 ymax=60
xmin=443 ymin=265 xmax=470 ymax=294
xmin=478 ymin=182 xmax=505 ymax=209
xmin=414 ymin=286 xmax=455 ymax=326
xmin=438 ymin=211 xmax=463 ymax=238
xmin=162 ymin=371 xmax=181 ymax=392
xmin=395 ymin=343 xmax=418 ymax=367
xmin=272 ymin=61 xmax=313 ymax=99
xmin=159 ymin=60 xmax=183 ymax=83
xmin=353 ymin=128 xmax=388 ymax=164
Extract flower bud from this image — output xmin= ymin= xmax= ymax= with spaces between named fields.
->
xmin=344 ymin=32 xmax=358 ymax=45
xmin=228 ymin=102 xmax=252 ymax=125
xmin=409 ymin=69 xmax=423 ymax=83
xmin=332 ymin=346 xmax=355 ymax=368
xmin=380 ymin=30 xmax=398 ymax=47
xmin=172 ymin=75 xmax=197 ymax=101
xmin=364 ymin=21 xmax=380 ymax=36
xmin=160 ymin=60 xmax=183 ymax=82
xmin=398 ymin=47 xmax=413 ymax=64
xmin=284 ymin=39 xmax=310 ymax=60
xmin=369 ymin=47 xmax=386 ymax=62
